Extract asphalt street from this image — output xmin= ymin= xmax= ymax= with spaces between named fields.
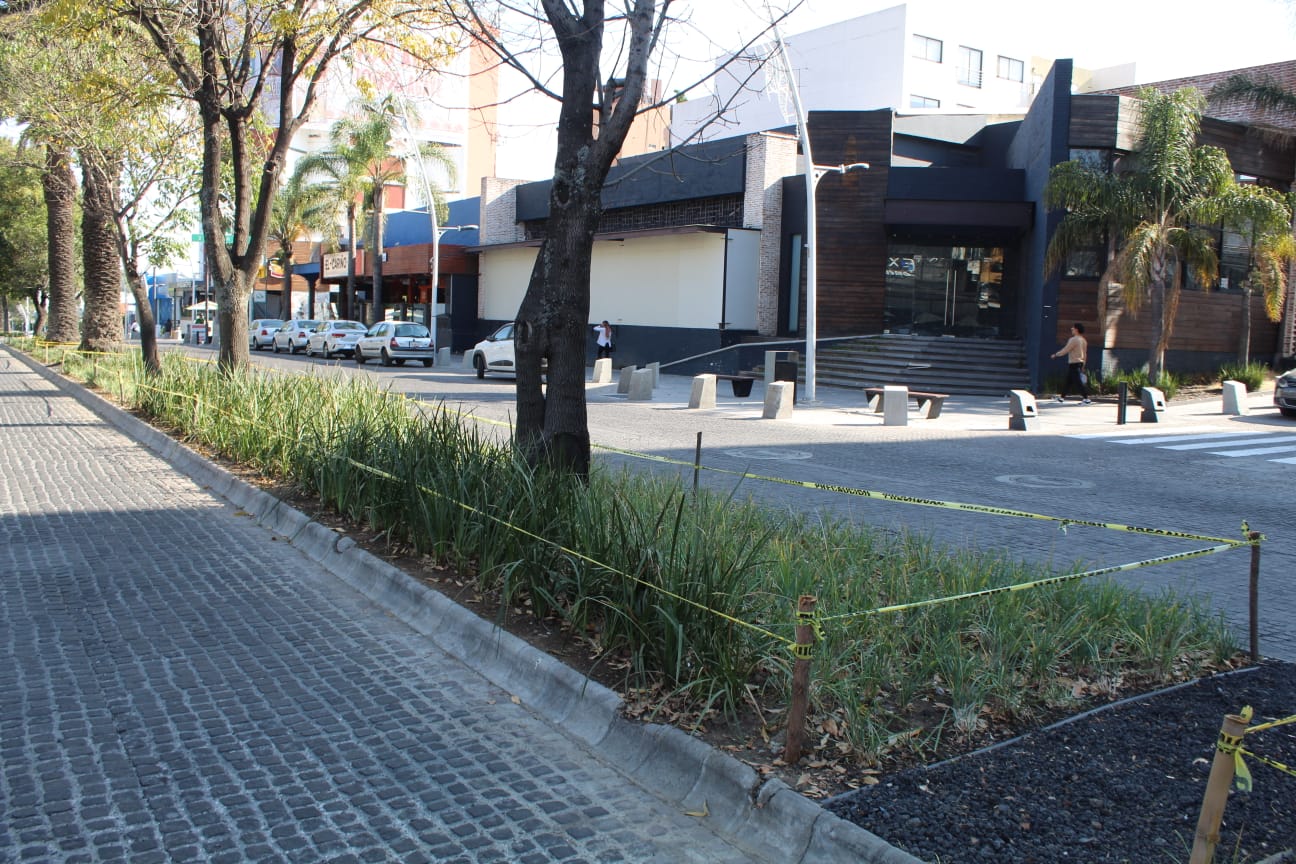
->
xmin=3 ymin=349 xmax=857 ymax=863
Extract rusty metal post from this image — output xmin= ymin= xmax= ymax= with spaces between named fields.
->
xmin=693 ymin=432 xmax=702 ymax=495
xmin=784 ymin=595 xmax=818 ymax=765
xmin=1248 ymin=530 xmax=1261 ymax=662
xmin=1189 ymin=710 xmax=1252 ymax=864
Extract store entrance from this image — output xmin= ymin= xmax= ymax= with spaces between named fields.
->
xmin=883 ymin=245 xmax=1008 ymax=338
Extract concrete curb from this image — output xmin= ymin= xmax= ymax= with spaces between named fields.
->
xmin=5 ymin=343 xmax=922 ymax=864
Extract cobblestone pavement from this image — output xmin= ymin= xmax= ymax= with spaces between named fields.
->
xmin=0 ymin=357 xmax=775 ymax=863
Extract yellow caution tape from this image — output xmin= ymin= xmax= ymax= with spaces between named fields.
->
xmin=1246 ymin=714 xmax=1296 ymax=735
xmin=818 ymin=541 xmax=1248 ymax=623
xmin=342 ymin=456 xmax=796 ymax=650
xmin=1237 ymin=747 xmax=1296 ymax=782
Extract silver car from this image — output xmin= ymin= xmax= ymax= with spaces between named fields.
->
xmin=305 ymin=320 xmax=366 ymax=359
xmin=1276 ymin=369 xmax=1296 ymax=418
xmin=272 ymin=319 xmax=321 ymax=354
xmin=249 ymin=319 xmax=284 ymax=350
xmin=354 ymin=321 xmax=435 ymax=367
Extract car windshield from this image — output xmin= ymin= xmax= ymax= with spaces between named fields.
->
xmin=394 ymin=324 xmax=429 ymax=338
xmin=258 ymin=320 xmax=283 ymax=329
xmin=298 ymin=320 xmax=320 ymax=329
xmin=332 ymin=321 xmax=366 ymax=331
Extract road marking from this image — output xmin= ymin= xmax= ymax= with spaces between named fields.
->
xmin=722 ymin=448 xmax=814 ymax=461
xmin=995 ymin=474 xmax=1095 ymax=489
xmin=1208 ymin=443 xmax=1296 ymax=457
xmin=1161 ymin=436 xmax=1290 ymax=451
xmin=1070 ymin=429 xmax=1296 ymax=464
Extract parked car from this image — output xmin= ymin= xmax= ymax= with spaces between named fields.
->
xmin=1276 ymin=369 xmax=1296 ymax=418
xmin=354 ymin=321 xmax=435 ymax=367
xmin=249 ymin=319 xmax=284 ymax=350
xmin=470 ymin=322 xmax=548 ymax=379
xmin=305 ymin=320 xmax=366 ymax=359
xmin=272 ymin=319 xmax=320 ymax=354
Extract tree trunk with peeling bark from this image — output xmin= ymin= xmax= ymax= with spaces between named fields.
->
xmin=42 ymin=144 xmax=78 ymax=343
xmin=78 ymin=151 xmax=124 ymax=353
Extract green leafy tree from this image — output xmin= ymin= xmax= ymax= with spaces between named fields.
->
xmin=1045 ymin=87 xmax=1272 ymax=380
xmin=297 ymin=95 xmax=456 ymax=326
xmin=78 ymin=0 xmax=455 ymax=371
xmin=0 ymin=140 xmax=48 ymax=334
xmin=267 ymin=166 xmax=338 ymax=321
xmin=1214 ymin=184 xmax=1295 ymax=362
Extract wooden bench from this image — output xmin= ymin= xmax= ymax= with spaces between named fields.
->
xmin=712 ymin=373 xmax=757 ymax=397
xmin=864 ymin=387 xmax=949 ymax=419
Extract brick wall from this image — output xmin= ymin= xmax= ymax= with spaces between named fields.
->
xmin=480 ymin=177 xmax=526 ymax=245
xmin=744 ymin=133 xmax=798 ymax=335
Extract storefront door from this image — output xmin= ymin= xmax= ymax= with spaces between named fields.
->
xmin=883 ymin=245 xmax=1007 ymax=338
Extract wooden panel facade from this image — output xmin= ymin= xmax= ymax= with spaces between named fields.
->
xmin=807 ymin=110 xmax=893 ymax=336
xmin=1058 ymin=280 xmax=1278 ymax=357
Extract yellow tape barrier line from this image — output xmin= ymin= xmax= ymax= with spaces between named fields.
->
xmin=817 ymin=541 xmax=1247 ymax=624
xmin=1237 ymin=747 xmax=1296 ymax=782
xmin=593 ymin=442 xmax=1245 ymax=546
xmin=340 ymin=456 xmax=794 ymax=649
xmin=1245 ymin=714 xmax=1296 ymax=735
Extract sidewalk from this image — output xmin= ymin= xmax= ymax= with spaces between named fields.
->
xmin=0 ymin=344 xmax=918 ymax=863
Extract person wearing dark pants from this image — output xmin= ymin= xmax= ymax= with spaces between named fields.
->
xmin=1052 ymin=322 xmax=1091 ymax=404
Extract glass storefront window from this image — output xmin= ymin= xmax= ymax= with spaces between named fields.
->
xmin=883 ymin=244 xmax=1007 ymax=338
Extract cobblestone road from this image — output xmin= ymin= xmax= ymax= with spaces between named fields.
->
xmin=0 ymin=356 xmax=770 ymax=863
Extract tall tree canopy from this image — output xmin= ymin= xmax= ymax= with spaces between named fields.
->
xmin=1045 ymin=87 xmax=1290 ymax=379
xmin=61 ymin=0 xmax=457 ymax=370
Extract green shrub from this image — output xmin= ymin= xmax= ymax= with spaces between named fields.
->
xmin=32 ymin=342 xmax=1240 ymax=764
xmin=1218 ymin=361 xmax=1267 ymax=392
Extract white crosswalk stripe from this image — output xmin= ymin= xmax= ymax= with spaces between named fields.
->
xmin=1068 ymin=427 xmax=1296 ymax=464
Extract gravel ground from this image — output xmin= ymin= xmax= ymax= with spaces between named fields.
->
xmin=826 ymin=661 xmax=1296 ymax=864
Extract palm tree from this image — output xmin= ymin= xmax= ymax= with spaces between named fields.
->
xmin=296 ymin=96 xmax=456 ymax=326
xmin=267 ymin=166 xmax=337 ymax=321
xmin=1215 ymin=184 xmax=1295 ymax=362
xmin=1044 ymin=87 xmax=1270 ymax=381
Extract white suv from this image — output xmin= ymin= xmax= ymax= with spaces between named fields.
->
xmin=470 ymin=323 xmax=550 ymax=379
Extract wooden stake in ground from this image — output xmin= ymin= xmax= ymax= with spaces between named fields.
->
xmin=1189 ymin=708 xmax=1253 ymax=864
xmin=784 ymin=595 xmax=818 ymax=765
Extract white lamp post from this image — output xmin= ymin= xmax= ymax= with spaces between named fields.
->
xmin=772 ymin=23 xmax=869 ymax=402
xmin=804 ymin=162 xmax=869 ymax=402
xmin=427 ymin=223 xmax=478 ymax=348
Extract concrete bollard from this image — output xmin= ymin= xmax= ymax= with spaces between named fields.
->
xmin=617 ymin=365 xmax=638 ymax=394
xmin=1141 ymin=386 xmax=1166 ymax=423
xmin=463 ymin=351 xmax=475 ymax=369
xmin=628 ymin=368 xmax=655 ymax=401
xmin=763 ymin=381 xmax=794 ymax=419
xmin=592 ymin=357 xmax=613 ymax=384
xmin=1007 ymin=389 xmax=1039 ymax=431
xmin=689 ymin=374 xmax=717 ymax=409
xmin=646 ymin=361 xmax=660 ymax=386
xmin=1221 ymin=380 xmax=1248 ymax=416
xmin=437 ymin=347 xmax=452 ymax=367
xmin=882 ymin=385 xmax=908 ymax=426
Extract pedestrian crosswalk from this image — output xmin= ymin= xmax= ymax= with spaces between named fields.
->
xmin=1068 ymin=428 xmax=1296 ymax=464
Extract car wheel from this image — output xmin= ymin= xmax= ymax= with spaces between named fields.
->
xmin=394 ymin=358 xmax=406 ymax=367
xmin=381 ymin=349 xmax=393 ymax=367
xmin=1282 ymin=407 xmax=1296 ymax=418
xmin=323 ymin=343 xmax=333 ymax=360
xmin=474 ymin=354 xmax=485 ymax=379
xmin=422 ymin=359 xmax=433 ymax=368
xmin=354 ymin=347 xmax=365 ymax=365
xmin=289 ymin=342 xmax=299 ymax=355
xmin=272 ymin=341 xmax=280 ymax=354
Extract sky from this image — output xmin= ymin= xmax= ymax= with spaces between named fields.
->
xmin=495 ymin=0 xmax=1296 ymax=179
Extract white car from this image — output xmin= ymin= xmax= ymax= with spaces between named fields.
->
xmin=272 ymin=319 xmax=320 ymax=354
xmin=354 ymin=320 xmax=435 ymax=367
xmin=249 ymin=319 xmax=284 ymax=350
xmin=470 ymin=322 xmax=548 ymax=379
xmin=305 ymin=320 xmax=366 ymax=359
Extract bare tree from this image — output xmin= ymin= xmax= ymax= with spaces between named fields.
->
xmin=452 ymin=0 xmax=797 ymax=475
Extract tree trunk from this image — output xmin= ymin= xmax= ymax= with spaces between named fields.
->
xmin=42 ymin=144 xmax=78 ymax=343
xmin=78 ymin=151 xmax=124 ymax=353
xmin=369 ymin=188 xmax=385 ymax=326
xmin=1238 ymin=283 xmax=1253 ymax=363
xmin=281 ymin=249 xmax=294 ymax=320
xmin=345 ymin=205 xmax=357 ymax=321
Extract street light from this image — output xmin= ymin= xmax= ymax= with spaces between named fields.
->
xmin=427 ymin=223 xmax=478 ymax=348
xmin=805 ymin=162 xmax=869 ymax=403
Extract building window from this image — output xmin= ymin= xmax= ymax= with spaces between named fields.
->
xmin=910 ymin=94 xmax=941 ymax=108
xmin=912 ymin=34 xmax=942 ymax=63
xmin=957 ymin=46 xmax=983 ymax=87
xmin=1068 ymin=148 xmax=1111 ymax=172
xmin=997 ymin=56 xmax=1024 ymax=82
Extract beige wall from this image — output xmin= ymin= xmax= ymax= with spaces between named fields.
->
xmin=479 ymin=233 xmax=738 ymax=329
